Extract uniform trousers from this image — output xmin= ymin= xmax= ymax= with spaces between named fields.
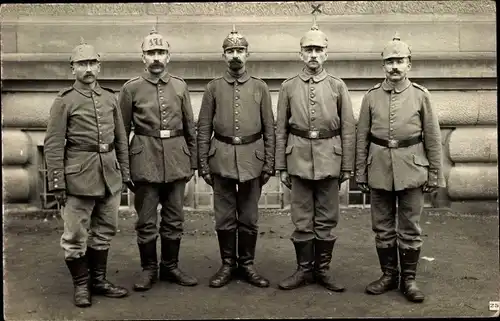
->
xmin=370 ymin=187 xmax=424 ymax=250
xmin=60 ymin=192 xmax=121 ymax=259
xmin=212 ymin=174 xmax=262 ymax=234
xmin=134 ymin=180 xmax=186 ymax=244
xmin=290 ymin=176 xmax=339 ymax=242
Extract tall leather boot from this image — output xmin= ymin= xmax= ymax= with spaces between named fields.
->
xmin=209 ymin=230 xmax=237 ymax=288
xmin=87 ymin=248 xmax=129 ymax=298
xmin=65 ymin=256 xmax=91 ymax=308
xmin=365 ymin=246 xmax=399 ymax=295
xmin=133 ymin=239 xmax=158 ymax=291
xmin=314 ymin=239 xmax=345 ymax=292
xmin=237 ymin=230 xmax=270 ymax=288
xmin=399 ymin=247 xmax=425 ymax=303
xmin=278 ymin=240 xmax=315 ymax=290
xmin=159 ymin=238 xmax=198 ymax=286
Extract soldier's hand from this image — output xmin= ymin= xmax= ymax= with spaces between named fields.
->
xmin=260 ymin=172 xmax=272 ymax=187
xmin=423 ymin=183 xmax=438 ymax=194
xmin=124 ymin=180 xmax=137 ymax=193
xmin=202 ymin=174 xmax=213 ymax=186
xmin=357 ymin=183 xmax=370 ymax=194
xmin=54 ymin=190 xmax=67 ymax=206
xmin=339 ymin=171 xmax=351 ymax=186
xmin=280 ymin=170 xmax=292 ymax=190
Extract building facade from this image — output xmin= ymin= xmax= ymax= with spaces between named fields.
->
xmin=1 ymin=2 xmax=497 ymax=213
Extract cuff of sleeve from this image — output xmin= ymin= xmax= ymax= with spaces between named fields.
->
xmin=427 ymin=170 xmax=439 ymax=187
xmin=355 ymin=175 xmax=367 ymax=184
xmin=48 ymin=169 xmax=65 ymax=191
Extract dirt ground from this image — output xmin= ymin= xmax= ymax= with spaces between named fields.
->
xmin=3 ymin=207 xmax=499 ymax=320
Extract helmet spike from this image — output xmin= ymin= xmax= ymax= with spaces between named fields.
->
xmin=79 ymin=36 xmax=86 ymax=45
xmin=150 ymin=26 xmax=158 ymax=35
xmin=232 ymin=24 xmax=236 ymax=33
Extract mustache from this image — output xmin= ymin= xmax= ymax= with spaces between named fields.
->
xmin=150 ymin=61 xmax=164 ymax=67
xmin=230 ymin=58 xmax=242 ymax=64
xmin=84 ymin=72 xmax=95 ymax=77
xmin=390 ymin=70 xmax=401 ymax=74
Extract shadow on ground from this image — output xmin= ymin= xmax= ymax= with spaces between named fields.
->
xmin=3 ymin=208 xmax=499 ymax=319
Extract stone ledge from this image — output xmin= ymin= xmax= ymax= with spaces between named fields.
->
xmin=449 ymin=127 xmax=498 ymax=163
xmin=1 ymin=2 xmax=495 ymax=17
xmin=2 ymin=130 xmax=31 ymax=165
xmin=3 ymin=166 xmax=31 ymax=203
xmin=447 ymin=165 xmax=498 ymax=200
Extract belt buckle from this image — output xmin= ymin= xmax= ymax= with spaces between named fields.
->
xmin=388 ymin=139 xmax=399 ymax=148
xmin=232 ymin=136 xmax=242 ymax=144
xmin=160 ymin=130 xmax=171 ymax=138
xmin=309 ymin=130 xmax=319 ymax=139
xmin=99 ymin=143 xmax=110 ymax=152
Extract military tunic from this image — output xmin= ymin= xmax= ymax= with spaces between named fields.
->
xmin=119 ymin=72 xmax=197 ymax=243
xmin=355 ymin=78 xmax=445 ymax=249
xmin=197 ymin=71 xmax=275 ymax=233
xmin=44 ymin=81 xmax=130 ymax=259
xmin=275 ymin=68 xmax=356 ymax=242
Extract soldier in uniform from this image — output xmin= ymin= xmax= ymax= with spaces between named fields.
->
xmin=197 ymin=26 xmax=275 ymax=288
xmin=355 ymin=33 xmax=444 ymax=303
xmin=44 ymin=39 xmax=130 ymax=307
xmin=275 ymin=22 xmax=356 ymax=291
xmin=118 ymin=28 xmax=198 ymax=291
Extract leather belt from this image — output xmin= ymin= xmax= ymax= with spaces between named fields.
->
xmin=66 ymin=142 xmax=115 ymax=153
xmin=290 ymin=127 xmax=341 ymax=139
xmin=369 ymin=134 xmax=423 ymax=148
xmin=135 ymin=128 xmax=184 ymax=139
xmin=214 ymin=132 xmax=262 ymax=145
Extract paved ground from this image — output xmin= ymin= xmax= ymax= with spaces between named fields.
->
xmin=3 ymin=207 xmax=499 ymax=319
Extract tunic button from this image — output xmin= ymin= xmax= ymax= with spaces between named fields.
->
xmin=54 ymin=178 xmax=58 ymax=182
xmin=390 ymin=120 xmax=394 ymax=123
xmin=235 ymin=111 xmax=239 ymax=115
xmin=310 ymin=87 xmax=315 ymax=91
xmin=235 ymin=119 xmax=239 ymax=123
xmin=54 ymin=184 xmax=58 ymax=188
xmin=311 ymin=101 xmax=315 ymax=105
xmin=161 ymin=104 xmax=165 ymax=107
xmin=163 ymin=119 xmax=167 ymax=123
xmin=99 ymin=131 xmax=102 ymax=135
xmin=311 ymin=110 xmax=315 ymax=114
xmin=160 ymin=97 xmax=164 ymax=100
xmin=310 ymin=93 xmax=315 ymax=98
xmin=235 ymin=104 xmax=240 ymax=107
xmin=235 ymin=126 xmax=240 ymax=130
xmin=235 ymin=96 xmax=239 ymax=100
xmin=390 ymin=128 xmax=394 ymax=131
xmin=311 ymin=117 xmax=315 ymax=121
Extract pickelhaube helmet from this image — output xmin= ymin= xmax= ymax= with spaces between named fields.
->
xmin=141 ymin=27 xmax=170 ymax=52
xmin=382 ymin=32 xmax=411 ymax=60
xmin=70 ymin=37 xmax=100 ymax=63
xmin=222 ymin=25 xmax=249 ymax=51
xmin=300 ymin=17 xmax=328 ymax=48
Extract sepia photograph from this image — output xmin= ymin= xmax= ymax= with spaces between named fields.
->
xmin=1 ymin=1 xmax=498 ymax=319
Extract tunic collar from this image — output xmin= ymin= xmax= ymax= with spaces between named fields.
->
xmin=141 ymin=71 xmax=171 ymax=85
xmin=223 ymin=70 xmax=251 ymax=84
xmin=381 ymin=77 xmax=412 ymax=93
xmin=298 ymin=68 xmax=327 ymax=82
xmin=72 ymin=80 xmax=103 ymax=97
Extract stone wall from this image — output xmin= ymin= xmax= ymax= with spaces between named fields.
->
xmin=1 ymin=2 xmax=497 ymax=209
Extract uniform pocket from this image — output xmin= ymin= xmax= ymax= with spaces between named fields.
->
xmin=285 ymin=145 xmax=293 ymax=155
xmin=413 ymin=155 xmax=429 ymax=167
xmin=254 ymin=91 xmax=262 ymax=104
xmin=65 ymin=163 xmax=82 ymax=175
xmin=130 ymin=144 xmax=144 ymax=155
xmin=333 ymin=145 xmax=342 ymax=156
xmin=255 ymin=150 xmax=265 ymax=161
xmin=182 ymin=144 xmax=191 ymax=156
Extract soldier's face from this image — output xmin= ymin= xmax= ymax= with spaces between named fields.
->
xmin=142 ymin=49 xmax=170 ymax=75
xmin=300 ymin=46 xmax=327 ymax=70
xmin=383 ymin=57 xmax=411 ymax=82
xmin=223 ymin=48 xmax=249 ymax=70
xmin=72 ymin=60 xmax=100 ymax=84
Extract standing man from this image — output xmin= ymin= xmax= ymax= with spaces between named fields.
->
xmin=44 ymin=39 xmax=130 ymax=308
xmin=275 ymin=22 xmax=356 ymax=292
xmin=119 ymin=28 xmax=198 ymax=291
xmin=197 ymin=26 xmax=275 ymax=288
xmin=355 ymin=34 xmax=444 ymax=303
